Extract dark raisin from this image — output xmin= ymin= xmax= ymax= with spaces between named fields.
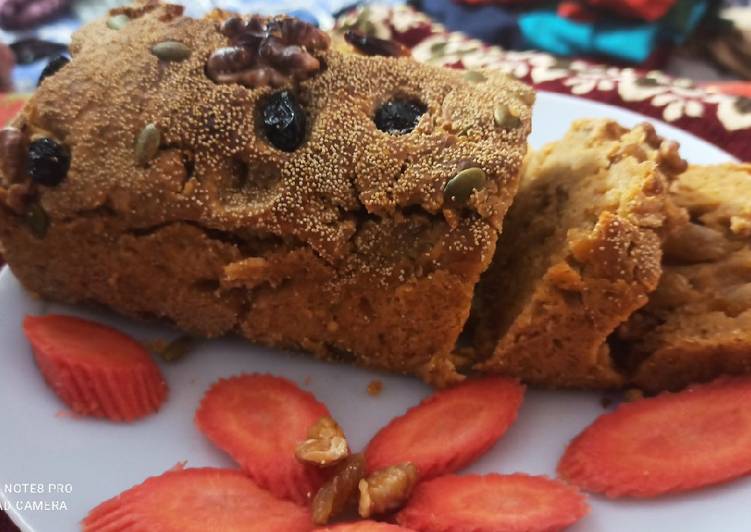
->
xmin=374 ymin=100 xmax=426 ymax=135
xmin=262 ymin=91 xmax=306 ymax=152
xmin=27 ymin=138 xmax=70 ymax=187
xmin=37 ymin=55 xmax=69 ymax=86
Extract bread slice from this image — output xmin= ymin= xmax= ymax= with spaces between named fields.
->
xmin=615 ymin=164 xmax=751 ymax=392
xmin=472 ymin=119 xmax=687 ymax=388
xmin=0 ymin=2 xmax=533 ymax=386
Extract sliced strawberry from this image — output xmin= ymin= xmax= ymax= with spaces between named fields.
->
xmin=365 ymin=377 xmax=524 ymax=478
xmin=23 ymin=315 xmax=167 ymax=422
xmin=558 ymin=376 xmax=751 ymax=498
xmin=82 ymin=467 xmax=312 ymax=532
xmin=195 ymin=374 xmax=331 ymax=504
xmin=397 ymin=474 xmax=589 ymax=532
xmin=0 ymin=93 xmax=29 ymax=127
xmin=317 ymin=522 xmax=413 ymax=531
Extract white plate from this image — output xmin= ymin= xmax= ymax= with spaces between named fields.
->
xmin=0 ymin=92 xmax=743 ymax=532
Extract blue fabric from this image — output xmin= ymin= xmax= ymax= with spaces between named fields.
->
xmin=4 ymin=0 xmax=403 ymax=92
xmin=518 ymin=0 xmax=709 ymax=63
xmin=416 ymin=0 xmax=523 ymax=49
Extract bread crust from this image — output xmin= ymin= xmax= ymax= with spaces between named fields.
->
xmin=0 ymin=2 xmax=533 ymax=385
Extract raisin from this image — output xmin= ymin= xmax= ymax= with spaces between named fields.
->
xmin=27 ymin=138 xmax=70 ymax=187
xmin=262 ymin=91 xmax=306 ymax=152
xmin=37 ymin=55 xmax=69 ymax=86
xmin=374 ymin=100 xmax=426 ymax=135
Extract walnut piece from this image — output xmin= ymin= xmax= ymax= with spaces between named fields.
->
xmin=638 ymin=121 xmax=663 ymax=148
xmin=295 ymin=416 xmax=349 ymax=467
xmin=658 ymin=140 xmax=688 ymax=173
xmin=311 ymin=453 xmax=365 ymax=525
xmin=343 ymin=29 xmax=409 ymax=57
xmin=358 ymin=462 xmax=418 ymax=518
xmin=206 ymin=14 xmax=331 ymax=89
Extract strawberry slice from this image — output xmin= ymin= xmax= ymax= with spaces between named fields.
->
xmin=195 ymin=374 xmax=331 ymax=504
xmin=397 ymin=474 xmax=589 ymax=532
xmin=24 ymin=315 xmax=167 ymax=422
xmin=83 ymin=467 xmax=312 ymax=532
xmin=365 ymin=377 xmax=524 ymax=478
xmin=0 ymin=93 xmax=29 ymax=127
xmin=558 ymin=376 xmax=751 ymax=498
xmin=317 ymin=522 xmax=413 ymax=531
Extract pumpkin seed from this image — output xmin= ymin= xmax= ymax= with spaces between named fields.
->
xmin=494 ymin=103 xmax=521 ymax=129
xmin=106 ymin=14 xmax=130 ymax=30
xmin=463 ymin=70 xmax=487 ymax=83
xmin=26 ymin=203 xmax=49 ymax=239
xmin=443 ymin=167 xmax=486 ymax=205
xmin=151 ymin=41 xmax=191 ymax=62
xmin=430 ymin=42 xmax=447 ymax=57
xmin=134 ymin=123 xmax=161 ymax=166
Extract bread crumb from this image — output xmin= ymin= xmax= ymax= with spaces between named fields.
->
xmin=367 ymin=379 xmax=383 ymax=396
xmin=169 ymin=461 xmax=188 ymax=472
xmin=144 ymin=338 xmax=169 ymax=353
xmin=623 ymin=388 xmax=644 ymax=402
xmin=55 ymin=409 xmax=79 ymax=419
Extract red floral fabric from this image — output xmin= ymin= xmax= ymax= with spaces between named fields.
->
xmin=338 ymin=5 xmax=751 ymax=161
xmin=560 ymin=0 xmax=678 ymax=22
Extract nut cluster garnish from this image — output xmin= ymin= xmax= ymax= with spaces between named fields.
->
xmin=311 ymin=454 xmax=365 ymax=525
xmin=295 ymin=416 xmax=349 ymax=467
xmin=358 ymin=462 xmax=418 ymax=518
xmin=206 ymin=14 xmax=331 ymax=89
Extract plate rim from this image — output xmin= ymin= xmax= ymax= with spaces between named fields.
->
xmin=0 ymin=90 xmax=740 ymax=532
xmin=538 ymin=91 xmax=739 ymax=163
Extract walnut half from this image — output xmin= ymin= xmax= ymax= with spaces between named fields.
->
xmin=295 ymin=416 xmax=349 ymax=467
xmin=358 ymin=463 xmax=418 ymax=518
xmin=206 ymin=14 xmax=330 ymax=89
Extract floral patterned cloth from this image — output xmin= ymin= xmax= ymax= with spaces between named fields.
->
xmin=338 ymin=5 xmax=751 ymax=161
